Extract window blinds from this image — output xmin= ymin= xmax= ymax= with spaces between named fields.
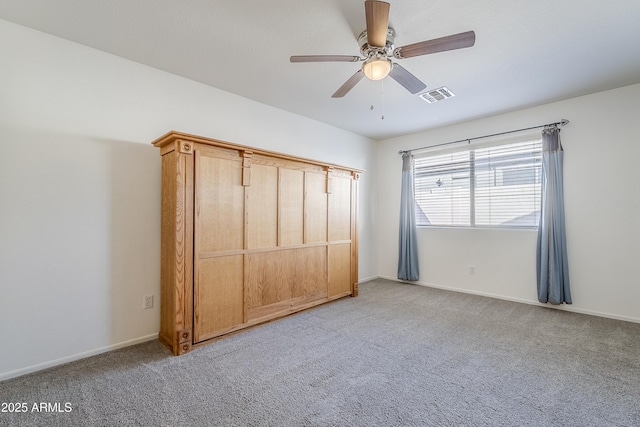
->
xmin=413 ymin=138 xmax=542 ymax=227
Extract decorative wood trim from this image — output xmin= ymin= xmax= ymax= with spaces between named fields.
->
xmin=241 ymin=151 xmax=252 ymax=186
xmin=176 ymin=329 xmax=191 ymax=344
xmin=194 ymin=292 xmax=347 ymax=344
xmin=197 ymin=242 xmax=333 ymax=259
xmin=243 ymin=254 xmax=249 ymax=324
xmin=178 ymin=140 xmax=194 ymax=155
xmin=160 ymin=143 xmax=177 ymax=156
xmin=178 ymin=341 xmax=192 ymax=355
xmin=184 ymin=153 xmax=194 ymax=340
xmin=246 ymin=289 xmax=327 ymax=321
xmin=351 ymin=178 xmax=359 ymax=297
xmin=328 ymin=239 xmax=352 ymax=245
xmin=276 ymin=167 xmax=282 ymax=247
xmin=175 ymin=154 xmax=187 ymax=330
xmin=152 ymin=131 xmax=365 ymax=174
xmin=325 ymin=166 xmax=334 ymax=194
xmin=192 ymin=151 xmax=202 ymax=344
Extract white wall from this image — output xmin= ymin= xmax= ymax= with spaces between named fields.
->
xmin=377 ymin=83 xmax=640 ymax=323
xmin=0 ymin=19 xmax=377 ymax=380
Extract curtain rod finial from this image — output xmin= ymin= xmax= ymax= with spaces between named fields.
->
xmin=560 ymin=119 xmax=569 ymax=126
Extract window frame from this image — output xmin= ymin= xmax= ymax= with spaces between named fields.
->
xmin=412 ymin=133 xmax=543 ymax=229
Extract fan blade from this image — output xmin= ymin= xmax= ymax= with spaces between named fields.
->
xmin=389 ymin=64 xmax=426 ymax=94
xmin=332 ymin=70 xmax=365 ymax=98
xmin=395 ymin=31 xmax=476 ymax=59
xmin=290 ymin=55 xmax=361 ymax=63
xmin=365 ymin=0 xmax=390 ymax=47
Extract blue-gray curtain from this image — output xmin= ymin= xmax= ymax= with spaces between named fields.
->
xmin=398 ymin=152 xmax=419 ymax=281
xmin=536 ymin=126 xmax=571 ymax=304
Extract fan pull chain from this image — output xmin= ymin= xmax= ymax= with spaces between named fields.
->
xmin=370 ymin=77 xmax=375 ymax=111
xmin=369 ymin=79 xmax=385 ymax=120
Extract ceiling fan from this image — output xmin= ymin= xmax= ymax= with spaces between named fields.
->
xmin=290 ymin=0 xmax=476 ymax=98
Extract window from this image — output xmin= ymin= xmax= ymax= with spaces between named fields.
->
xmin=413 ymin=137 xmax=542 ymax=228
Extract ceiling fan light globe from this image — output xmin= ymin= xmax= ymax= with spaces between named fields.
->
xmin=363 ymin=58 xmax=391 ymax=80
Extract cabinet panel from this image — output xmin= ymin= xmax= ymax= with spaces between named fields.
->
xmin=194 ymin=255 xmax=244 ymax=341
xmin=247 ymin=164 xmax=278 ymax=249
xmin=328 ymin=175 xmax=352 ymax=242
xmin=279 ymin=168 xmax=304 ymax=246
xmin=299 ymin=246 xmax=329 ymax=298
xmin=328 ymin=243 xmax=352 ymax=297
xmin=196 ymin=153 xmax=244 ymax=252
xmin=304 ymin=171 xmax=328 ymax=243
xmin=246 ymin=247 xmax=327 ymax=320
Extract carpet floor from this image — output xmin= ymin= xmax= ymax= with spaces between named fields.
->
xmin=1 ymin=279 xmax=639 ymax=426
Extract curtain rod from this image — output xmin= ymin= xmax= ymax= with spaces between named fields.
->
xmin=398 ymin=119 xmax=569 ymax=155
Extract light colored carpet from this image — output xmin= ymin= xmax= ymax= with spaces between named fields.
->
xmin=1 ymin=279 xmax=639 ymax=426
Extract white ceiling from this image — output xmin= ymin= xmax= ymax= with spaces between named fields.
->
xmin=1 ymin=0 xmax=639 ymax=140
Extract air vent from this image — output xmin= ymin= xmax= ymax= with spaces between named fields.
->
xmin=418 ymin=86 xmax=456 ymax=103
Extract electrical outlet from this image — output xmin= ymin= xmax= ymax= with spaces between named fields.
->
xmin=143 ymin=295 xmax=154 ymax=309
xmin=469 ymin=266 xmax=476 ymax=276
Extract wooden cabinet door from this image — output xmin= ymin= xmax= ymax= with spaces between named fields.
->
xmin=246 ymin=164 xmax=278 ymax=249
xmin=193 ymin=151 xmax=245 ymax=342
xmin=328 ymin=174 xmax=353 ymax=297
xmin=278 ymin=168 xmax=304 ymax=246
xmin=328 ymin=175 xmax=352 ymax=242
xmin=304 ymin=171 xmax=328 ymax=244
xmin=245 ymin=247 xmax=327 ymax=321
xmin=328 ymin=244 xmax=352 ymax=297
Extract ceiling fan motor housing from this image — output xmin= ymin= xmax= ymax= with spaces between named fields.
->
xmin=358 ymin=27 xmax=396 ymax=57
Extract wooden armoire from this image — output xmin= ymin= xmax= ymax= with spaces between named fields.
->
xmin=152 ymin=131 xmax=363 ymax=355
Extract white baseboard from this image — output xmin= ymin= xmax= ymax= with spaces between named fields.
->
xmin=377 ymin=274 xmax=640 ymax=325
xmin=0 ymin=333 xmax=158 ymax=382
xmin=358 ymin=275 xmax=381 ymax=284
